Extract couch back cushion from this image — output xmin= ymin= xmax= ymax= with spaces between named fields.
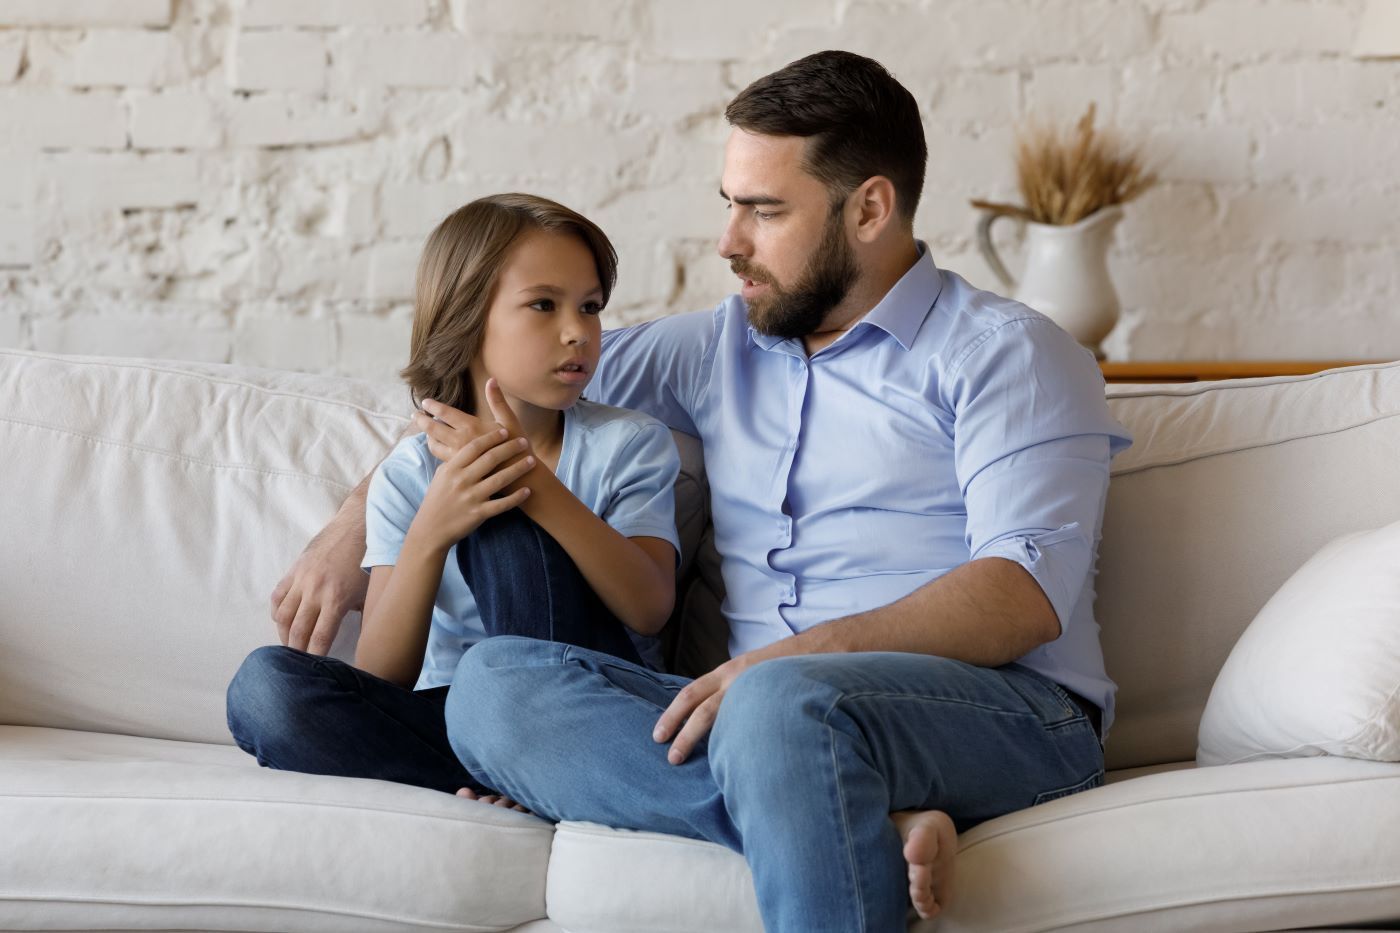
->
xmin=1097 ymin=361 xmax=1400 ymax=769
xmin=6 ymin=348 xmax=1399 ymax=769
xmin=0 ymin=351 xmax=411 ymax=742
xmin=0 ymin=349 xmax=706 ymax=745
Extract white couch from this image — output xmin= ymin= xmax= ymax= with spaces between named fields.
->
xmin=2 ymin=346 xmax=1398 ymax=933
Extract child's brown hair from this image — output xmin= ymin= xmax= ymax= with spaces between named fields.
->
xmin=400 ymin=193 xmax=617 ymax=414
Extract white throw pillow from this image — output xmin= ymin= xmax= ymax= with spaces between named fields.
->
xmin=1197 ymin=519 xmax=1400 ymax=766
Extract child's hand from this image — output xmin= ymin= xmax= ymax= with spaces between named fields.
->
xmin=413 ymin=379 xmax=532 ymax=465
xmin=412 ymin=399 xmax=491 ymax=462
xmin=411 ymin=428 xmax=535 ymax=551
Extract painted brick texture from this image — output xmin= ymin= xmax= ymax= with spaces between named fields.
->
xmin=0 ymin=0 xmax=1396 ymax=379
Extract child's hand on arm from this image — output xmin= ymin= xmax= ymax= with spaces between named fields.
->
xmin=411 ymin=399 xmax=497 ymax=464
xmin=409 ymin=427 xmax=536 ymax=552
xmin=354 ymin=430 xmax=537 ymax=686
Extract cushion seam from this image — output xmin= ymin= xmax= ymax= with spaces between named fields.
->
xmin=0 ymin=791 xmax=555 ymax=828
xmin=1109 ymin=408 xmax=1400 ymax=478
xmin=958 ymin=769 xmax=1400 ymax=852
xmin=0 ymin=415 xmax=358 ymax=493
xmin=0 ymin=893 xmax=535 ymax=931
xmin=981 ymin=875 xmax=1400 ymax=933
xmin=0 ymin=349 xmax=412 ymax=422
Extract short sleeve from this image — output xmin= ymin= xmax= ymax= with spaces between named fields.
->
xmin=593 ymin=308 xmax=719 ymax=436
xmin=945 ymin=317 xmax=1134 ymax=634
xmin=600 ymin=419 xmax=683 ymax=561
xmin=361 ymin=437 xmax=432 ymax=574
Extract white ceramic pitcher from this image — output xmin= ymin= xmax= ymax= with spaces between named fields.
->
xmin=976 ymin=204 xmax=1123 ymax=360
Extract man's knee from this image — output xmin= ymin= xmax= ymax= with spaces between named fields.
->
xmin=444 ymin=636 xmax=559 ymax=770
xmin=225 ymin=644 xmax=315 ymax=748
xmin=449 ymin=636 xmax=556 ymax=694
xmin=710 ymin=657 xmax=840 ymax=774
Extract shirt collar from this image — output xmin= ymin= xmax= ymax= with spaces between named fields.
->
xmin=854 ymin=240 xmax=941 ymax=351
xmin=746 ymin=241 xmax=942 ymax=354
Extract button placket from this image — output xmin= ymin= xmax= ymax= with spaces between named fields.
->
xmin=772 ymin=353 xmax=808 ymax=608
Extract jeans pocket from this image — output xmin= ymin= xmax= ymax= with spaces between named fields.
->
xmin=1032 ymin=769 xmax=1104 ymax=807
xmin=1002 ymin=664 xmax=1081 ymax=729
xmin=589 ymin=656 xmax=690 ymax=710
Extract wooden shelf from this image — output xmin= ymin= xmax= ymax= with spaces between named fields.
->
xmin=1099 ymin=360 xmax=1391 ymax=384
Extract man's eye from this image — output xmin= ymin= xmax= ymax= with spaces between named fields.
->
xmin=754 ymin=210 xmax=776 ymax=221
xmin=529 ymin=299 xmax=555 ymax=311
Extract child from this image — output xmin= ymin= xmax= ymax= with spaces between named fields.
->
xmin=226 ymin=194 xmax=681 ymax=804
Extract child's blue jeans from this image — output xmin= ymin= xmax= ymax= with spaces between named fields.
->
xmin=225 ymin=507 xmax=644 ymax=794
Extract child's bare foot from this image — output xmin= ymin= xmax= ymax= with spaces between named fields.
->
xmin=891 ymin=809 xmax=958 ymax=920
xmin=455 ymin=786 xmax=530 ymax=813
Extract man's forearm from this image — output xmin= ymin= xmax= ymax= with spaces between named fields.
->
xmin=746 ymin=557 xmax=1060 ymax=668
xmin=315 ymin=471 xmax=369 ymax=548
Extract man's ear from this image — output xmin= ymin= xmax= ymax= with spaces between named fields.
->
xmin=850 ymin=175 xmax=899 ymax=244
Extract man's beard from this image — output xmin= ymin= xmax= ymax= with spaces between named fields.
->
xmin=733 ymin=214 xmax=859 ymax=340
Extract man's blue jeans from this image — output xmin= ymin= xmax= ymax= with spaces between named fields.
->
xmin=225 ymin=507 xmax=641 ymax=793
xmin=444 ymin=638 xmax=1105 ymax=932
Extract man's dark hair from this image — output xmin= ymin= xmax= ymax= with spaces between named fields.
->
xmin=725 ymin=50 xmax=927 ymax=224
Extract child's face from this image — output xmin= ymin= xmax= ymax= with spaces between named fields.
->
xmin=476 ymin=228 xmax=605 ymax=416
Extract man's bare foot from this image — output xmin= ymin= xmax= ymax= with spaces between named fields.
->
xmin=891 ymin=809 xmax=958 ymax=920
xmin=455 ymin=787 xmax=530 ymax=813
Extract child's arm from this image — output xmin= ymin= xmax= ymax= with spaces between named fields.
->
xmin=355 ymin=428 xmax=536 ymax=686
xmin=519 ymin=476 xmax=676 ymax=637
xmin=482 ymin=381 xmax=677 ymax=637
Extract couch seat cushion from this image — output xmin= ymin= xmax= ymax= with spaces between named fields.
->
xmin=544 ymin=758 xmax=1400 ymax=933
xmin=946 ymin=757 xmax=1400 ymax=932
xmin=547 ymin=821 xmax=761 ymax=933
xmin=0 ymin=726 xmax=553 ymax=932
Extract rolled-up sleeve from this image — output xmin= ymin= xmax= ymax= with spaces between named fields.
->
xmin=946 ymin=317 xmax=1133 ymax=634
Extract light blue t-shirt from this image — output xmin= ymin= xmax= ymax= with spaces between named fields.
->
xmin=361 ymin=399 xmax=682 ymax=689
xmin=592 ymin=244 xmax=1134 ymax=736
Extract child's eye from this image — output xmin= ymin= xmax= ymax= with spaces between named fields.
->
xmin=582 ymin=301 xmax=604 ymax=316
xmin=529 ymin=299 xmax=555 ymax=312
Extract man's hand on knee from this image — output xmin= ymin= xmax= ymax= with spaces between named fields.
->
xmin=653 ymin=653 xmax=757 ymax=765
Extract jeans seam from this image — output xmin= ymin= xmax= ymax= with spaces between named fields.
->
xmin=820 ymin=694 xmax=869 ymax=932
xmin=829 ymin=689 xmax=1046 ymax=721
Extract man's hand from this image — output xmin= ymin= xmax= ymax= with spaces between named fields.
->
xmin=271 ymin=518 xmax=370 ymax=655
xmin=653 ymin=652 xmax=759 ymax=765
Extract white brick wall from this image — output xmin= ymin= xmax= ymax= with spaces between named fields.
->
xmin=0 ymin=0 xmax=1396 ymax=380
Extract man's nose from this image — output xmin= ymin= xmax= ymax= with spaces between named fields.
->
xmin=717 ymin=213 xmax=749 ymax=260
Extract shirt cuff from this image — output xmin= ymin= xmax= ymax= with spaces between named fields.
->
xmin=607 ymin=523 xmax=684 ymax=566
xmin=972 ymin=522 xmax=1090 ymax=635
xmin=360 ymin=551 xmax=401 ymax=573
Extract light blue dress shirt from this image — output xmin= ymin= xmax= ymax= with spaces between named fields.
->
xmin=361 ymin=399 xmax=682 ymax=688
xmin=594 ymin=245 xmax=1134 ymax=731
